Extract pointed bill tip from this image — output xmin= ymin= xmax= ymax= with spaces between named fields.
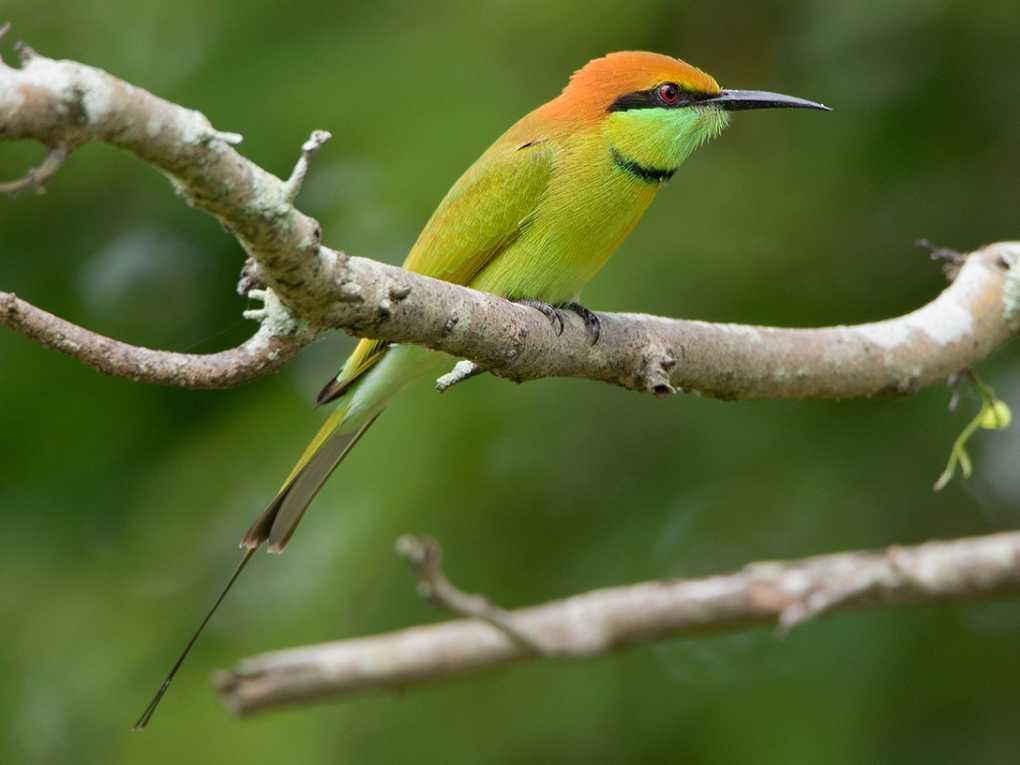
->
xmin=706 ymin=89 xmax=832 ymax=112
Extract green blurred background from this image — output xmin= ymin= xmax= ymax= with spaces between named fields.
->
xmin=2 ymin=1 xmax=1018 ymax=762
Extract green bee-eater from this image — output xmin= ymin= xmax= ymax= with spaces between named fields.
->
xmin=135 ymin=51 xmax=829 ymax=727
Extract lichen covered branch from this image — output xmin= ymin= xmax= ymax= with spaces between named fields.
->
xmin=214 ymin=530 xmax=1020 ymax=716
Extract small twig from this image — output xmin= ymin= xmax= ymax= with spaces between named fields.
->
xmin=208 ymin=130 xmax=243 ymax=146
xmin=0 ymin=144 xmax=67 ymax=195
xmin=13 ymin=39 xmax=36 ymax=65
xmin=933 ymin=371 xmax=1012 ymax=491
xmin=395 ymin=535 xmax=545 ymax=654
xmin=435 ymin=360 xmax=485 ymax=393
xmin=284 ymin=130 xmax=332 ymax=202
xmin=916 ymin=238 xmax=965 ymax=281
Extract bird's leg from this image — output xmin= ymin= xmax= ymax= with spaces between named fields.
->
xmin=559 ymin=302 xmax=601 ymax=345
xmin=514 ymin=298 xmax=565 ymax=335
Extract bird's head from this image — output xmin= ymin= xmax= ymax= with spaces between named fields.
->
xmin=553 ymin=52 xmax=830 ymax=179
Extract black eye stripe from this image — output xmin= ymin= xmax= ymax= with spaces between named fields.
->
xmin=607 ymin=83 xmax=711 ymax=113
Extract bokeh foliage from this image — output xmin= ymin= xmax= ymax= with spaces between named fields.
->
xmin=1 ymin=1 xmax=1018 ymax=762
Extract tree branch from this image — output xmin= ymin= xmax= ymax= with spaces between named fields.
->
xmin=214 ymin=530 xmax=1020 ymax=716
xmin=0 ymin=290 xmax=311 ymax=387
xmin=1 ymin=44 xmax=1017 ymax=398
xmin=310 ymin=241 xmax=1020 ymax=398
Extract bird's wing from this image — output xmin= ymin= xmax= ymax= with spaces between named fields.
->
xmin=402 ymin=135 xmax=555 ymax=282
xmin=318 ymin=133 xmax=555 ymax=404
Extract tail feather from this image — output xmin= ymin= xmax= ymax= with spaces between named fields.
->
xmin=135 ymin=344 xmax=433 ymax=728
xmin=134 ymin=410 xmax=379 ymax=729
xmin=263 ymin=412 xmax=380 ymax=552
xmin=132 ymin=547 xmax=257 ymax=730
xmin=240 ymin=403 xmax=350 ymax=550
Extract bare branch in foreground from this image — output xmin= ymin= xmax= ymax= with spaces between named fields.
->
xmin=0 ymin=291 xmax=312 ymax=388
xmin=214 ymin=530 xmax=1020 ymax=716
xmin=2 ymin=46 xmax=1018 ymax=399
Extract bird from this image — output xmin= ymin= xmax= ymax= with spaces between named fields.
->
xmin=134 ymin=51 xmax=829 ymax=728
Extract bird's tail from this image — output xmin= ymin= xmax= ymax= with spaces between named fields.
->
xmin=132 ymin=344 xmax=441 ymax=729
xmin=132 ymin=400 xmax=378 ymax=729
xmin=240 ymin=401 xmax=381 ymax=552
xmin=243 ymin=341 xmax=443 ymax=552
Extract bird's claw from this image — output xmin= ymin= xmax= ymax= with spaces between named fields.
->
xmin=513 ymin=299 xmax=602 ymax=344
xmin=515 ymin=298 xmax=565 ymax=335
xmin=561 ymin=302 xmax=601 ymax=345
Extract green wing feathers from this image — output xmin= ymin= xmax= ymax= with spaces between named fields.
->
xmin=402 ymin=137 xmax=554 ymax=284
xmin=317 ymin=136 xmax=555 ymax=406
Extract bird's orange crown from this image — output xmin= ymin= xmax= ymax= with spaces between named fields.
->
xmin=547 ymin=51 xmax=721 ymax=122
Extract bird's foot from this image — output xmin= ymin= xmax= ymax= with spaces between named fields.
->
xmin=560 ymin=302 xmax=601 ymax=345
xmin=514 ymin=298 xmax=565 ymax=335
xmin=512 ymin=299 xmax=602 ymax=344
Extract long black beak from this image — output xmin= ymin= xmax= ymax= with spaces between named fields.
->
xmin=700 ymin=89 xmax=831 ymax=112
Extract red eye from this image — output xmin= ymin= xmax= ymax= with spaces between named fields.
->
xmin=657 ymin=83 xmax=680 ymax=105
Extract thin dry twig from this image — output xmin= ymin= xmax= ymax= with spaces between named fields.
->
xmin=0 ymin=144 xmax=68 ymax=195
xmin=284 ymin=129 xmax=332 ymax=201
xmin=395 ymin=535 xmax=545 ymax=653
xmin=435 ymin=360 xmax=485 ymax=392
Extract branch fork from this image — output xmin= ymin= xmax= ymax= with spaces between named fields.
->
xmin=396 ymin=535 xmax=546 ymax=654
xmin=0 ymin=143 xmax=67 ymax=195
